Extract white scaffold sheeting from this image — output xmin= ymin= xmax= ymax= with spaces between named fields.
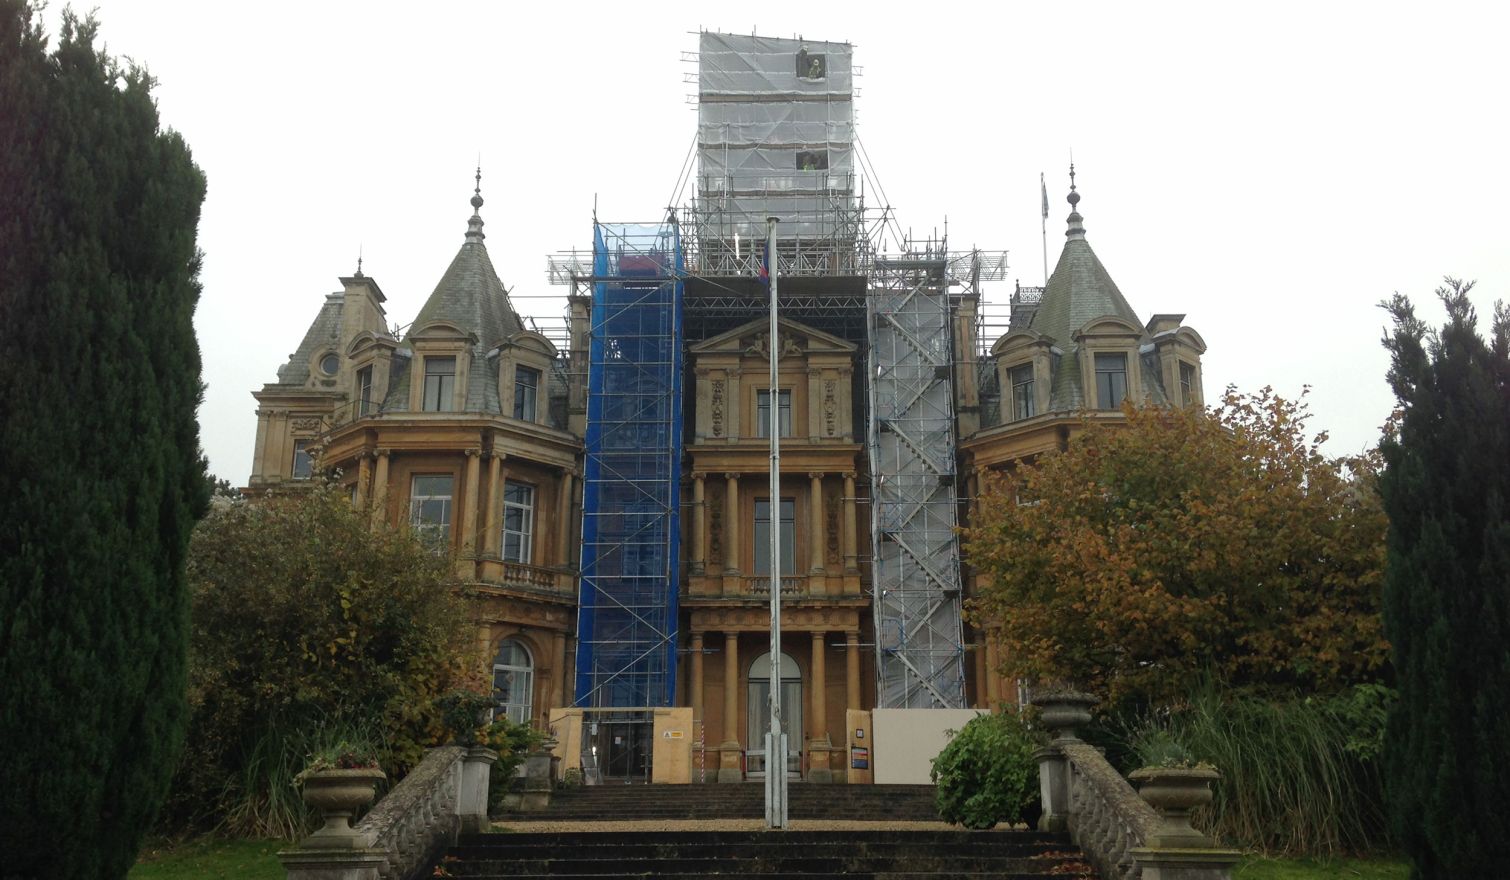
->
xmin=698 ymin=32 xmax=853 ymax=96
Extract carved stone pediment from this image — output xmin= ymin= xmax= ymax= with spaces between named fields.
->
xmin=689 ymin=317 xmax=857 ymax=358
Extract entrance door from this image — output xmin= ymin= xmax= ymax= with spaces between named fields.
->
xmin=585 ymin=713 xmax=653 ymax=783
xmin=746 ymin=652 xmax=802 ymax=778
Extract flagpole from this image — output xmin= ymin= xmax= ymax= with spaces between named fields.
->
xmin=764 ymin=216 xmax=786 ymax=829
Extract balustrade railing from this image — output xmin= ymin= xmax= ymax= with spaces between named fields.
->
xmin=500 ymin=560 xmax=563 ymax=592
xmin=282 ymin=745 xmax=496 ymax=880
xmin=1062 ymin=741 xmax=1158 ymax=880
xmin=1032 ymin=692 xmax=1236 ymax=880
xmin=356 ymin=746 xmax=464 ymax=879
xmin=745 ymin=575 xmax=806 ymax=595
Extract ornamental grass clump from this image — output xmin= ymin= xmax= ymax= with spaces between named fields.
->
xmin=930 ymin=711 xmax=1041 ymax=830
xmin=1127 ymin=686 xmax=1392 ymax=856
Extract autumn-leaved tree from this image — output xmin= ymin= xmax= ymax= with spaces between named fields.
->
xmin=965 ymin=388 xmax=1387 ymax=708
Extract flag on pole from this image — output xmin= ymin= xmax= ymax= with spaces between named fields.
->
xmin=1041 ymin=172 xmax=1049 ymax=221
xmin=757 ymin=239 xmax=771 ymax=285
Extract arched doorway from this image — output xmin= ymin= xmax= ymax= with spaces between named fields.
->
xmin=747 ymin=651 xmax=802 ymax=778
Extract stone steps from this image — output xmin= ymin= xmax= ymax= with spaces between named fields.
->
xmin=439 ymin=830 xmax=1098 ymax=879
xmin=493 ymin=783 xmax=945 ymax=822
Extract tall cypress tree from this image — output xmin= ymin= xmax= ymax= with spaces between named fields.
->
xmin=0 ymin=3 xmax=208 ymax=876
xmin=1380 ymin=280 xmax=1510 ymax=877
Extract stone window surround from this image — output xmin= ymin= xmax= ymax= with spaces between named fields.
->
xmin=493 ymin=331 xmax=557 ymax=427
xmin=500 ymin=479 xmax=535 ymax=565
xmin=345 ymin=331 xmax=396 ymax=420
xmin=991 ymin=330 xmax=1053 ymax=423
xmin=1072 ymin=316 xmax=1145 ymax=410
xmin=406 ymin=322 xmax=475 ymax=413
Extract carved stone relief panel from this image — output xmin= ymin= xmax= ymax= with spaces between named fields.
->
xmin=826 ymin=488 xmax=841 ymax=565
xmin=823 ymin=380 xmax=837 ymax=437
xmin=708 ymin=482 xmax=724 ymax=566
xmin=711 ymin=379 xmax=725 ymax=438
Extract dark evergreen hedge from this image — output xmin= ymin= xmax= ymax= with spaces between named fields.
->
xmin=0 ymin=3 xmax=208 ymax=876
xmin=1380 ymin=281 xmax=1510 ymax=877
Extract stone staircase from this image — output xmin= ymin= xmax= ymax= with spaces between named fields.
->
xmin=492 ymin=782 xmax=946 ymax=822
xmin=437 ymin=829 xmax=1097 ymax=879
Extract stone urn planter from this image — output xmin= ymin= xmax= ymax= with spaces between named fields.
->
xmin=1128 ymin=765 xmax=1219 ymax=848
xmin=300 ymin=767 xmax=386 ymax=848
xmin=1031 ymin=691 xmax=1098 ymax=743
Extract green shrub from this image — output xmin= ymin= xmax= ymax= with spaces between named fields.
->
xmin=930 ymin=711 xmax=1041 ymax=829
xmin=164 ymin=487 xmax=481 ymax=837
xmin=480 ymin=717 xmax=547 ymax=813
xmin=1127 ymin=686 xmax=1392 ymax=856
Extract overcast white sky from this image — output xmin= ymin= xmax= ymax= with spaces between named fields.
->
xmin=44 ymin=1 xmax=1510 ymax=482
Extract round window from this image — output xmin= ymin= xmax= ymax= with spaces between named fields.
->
xmin=320 ymin=354 xmax=339 ymax=375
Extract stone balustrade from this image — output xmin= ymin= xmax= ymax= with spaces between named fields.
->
xmin=745 ymin=575 xmax=806 ymax=595
xmin=280 ymin=745 xmax=496 ymax=880
xmin=500 ymin=560 xmax=562 ymax=591
xmin=1032 ymin=692 xmax=1238 ymax=880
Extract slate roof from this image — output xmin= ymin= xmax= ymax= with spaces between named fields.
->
xmin=1027 ymin=175 xmax=1170 ymax=411
xmin=1032 ymin=238 xmax=1143 ymax=347
xmin=383 ymin=187 xmax=524 ymax=415
xmin=272 ymin=293 xmax=344 ymax=387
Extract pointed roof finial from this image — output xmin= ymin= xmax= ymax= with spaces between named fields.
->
xmin=354 ymin=243 xmax=364 ymax=278
xmin=1066 ymin=162 xmax=1086 ymax=241
xmin=465 ymin=165 xmax=486 ymax=242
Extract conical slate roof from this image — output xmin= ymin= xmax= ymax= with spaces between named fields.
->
xmin=406 ymin=180 xmax=523 ymax=351
xmin=1030 ymin=172 xmax=1142 ymax=346
xmin=1027 ymin=169 xmax=1167 ymax=411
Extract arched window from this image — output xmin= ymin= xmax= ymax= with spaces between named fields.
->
xmin=491 ymin=639 xmax=534 ymax=725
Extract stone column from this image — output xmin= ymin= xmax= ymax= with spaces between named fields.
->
xmin=250 ymin=410 xmax=269 ymax=482
xmin=727 ymin=370 xmax=741 ymax=440
xmin=842 ymin=472 xmax=859 ymax=574
xmin=371 ymin=449 xmax=391 ymax=529
xmin=461 ymin=448 xmax=482 ymax=560
xmin=807 ymin=368 xmax=823 ymax=442
xmin=985 ymin=640 xmax=1002 ymax=706
xmin=556 ymin=468 xmax=574 ymax=565
xmin=484 ymin=451 xmax=504 ymax=557
xmin=691 ymin=473 xmax=706 ymax=575
xmin=719 ymin=631 xmax=743 ymax=782
xmin=845 ymin=630 xmax=861 ymax=711
xmin=690 ymin=631 xmax=705 ymax=722
xmin=552 ymin=631 xmax=568 ymax=709
xmin=723 ymin=473 xmax=740 ymax=575
xmin=809 ymin=630 xmax=832 ymax=782
xmin=354 ymin=451 xmax=372 ymax=508
xmin=808 ymin=472 xmax=825 ymax=574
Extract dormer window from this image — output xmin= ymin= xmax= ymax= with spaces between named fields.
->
xmin=320 ymin=353 xmax=339 ymax=376
xmin=1094 ymin=352 xmax=1128 ymax=409
xmin=1009 ymin=364 xmax=1035 ymax=421
xmin=514 ymin=366 xmax=540 ymax=422
xmin=422 ymin=357 xmax=456 ymax=412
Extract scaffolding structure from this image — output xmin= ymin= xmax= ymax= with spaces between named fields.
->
xmin=573 ymin=221 xmax=685 ymax=708
xmin=866 ymin=243 xmax=969 ymax=709
xmin=542 ymin=31 xmax=1016 ymax=719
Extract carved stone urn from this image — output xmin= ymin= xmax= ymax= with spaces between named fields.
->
xmin=1031 ymin=691 xmax=1098 ymax=743
xmin=300 ymin=768 xmax=386 ymax=848
xmin=1128 ymin=765 xmax=1219 ymax=847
